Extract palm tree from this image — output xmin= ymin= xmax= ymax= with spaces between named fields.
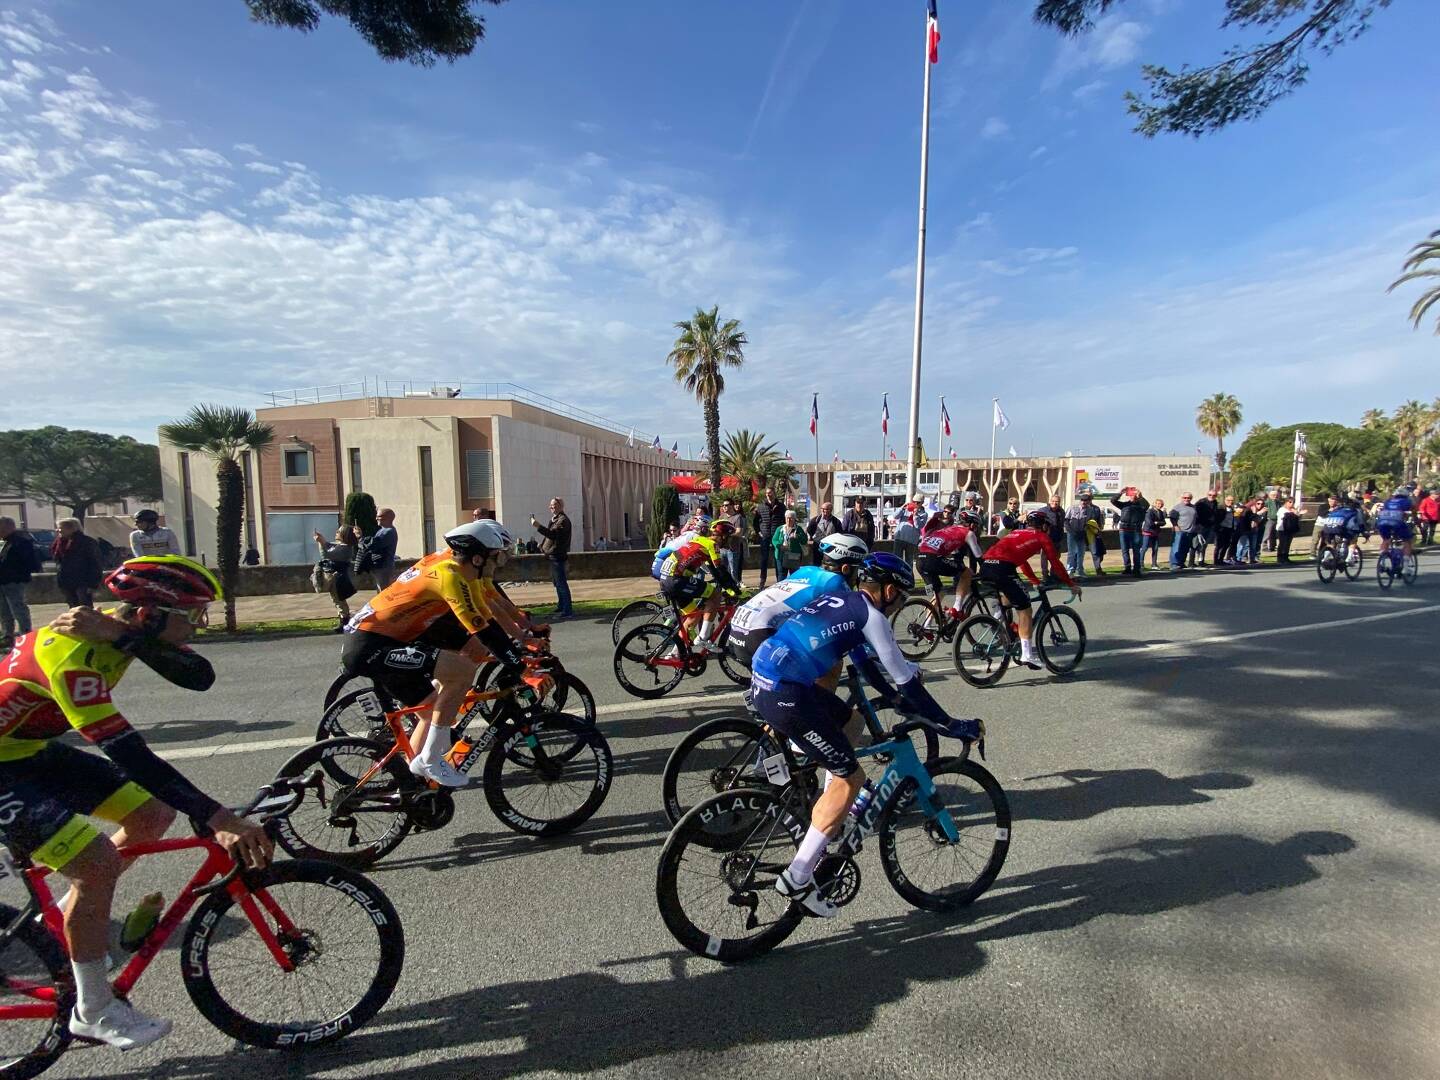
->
xmin=1392 ymin=400 xmax=1428 ymax=479
xmin=158 ymin=405 xmax=274 ymax=632
xmin=1247 ymin=421 xmax=1272 ymax=439
xmin=1360 ymin=408 xmax=1391 ymax=432
xmin=1387 ymin=228 xmax=1440 ymax=334
xmin=720 ymin=429 xmax=798 ymax=499
xmin=666 ymin=306 xmax=747 ymax=493
xmin=1195 ymin=392 xmax=1242 ymax=494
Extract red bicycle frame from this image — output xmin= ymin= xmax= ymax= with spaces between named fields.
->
xmin=647 ymin=597 xmax=738 ymax=671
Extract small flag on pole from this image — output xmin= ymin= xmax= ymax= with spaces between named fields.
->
xmin=810 ymin=394 xmax=818 ymax=436
xmin=940 ymin=398 xmax=951 ymax=437
xmin=627 ymin=428 xmax=635 ymax=448
xmin=950 ymin=448 xmax=958 ymax=459
xmin=927 ymin=0 xmax=941 ymax=64
xmin=918 ymin=438 xmax=930 ymax=467
xmin=889 ymin=448 xmax=897 ymax=460
xmin=1196 ymin=444 xmax=1204 ymax=455
xmin=833 ymin=450 xmax=840 ymax=463
xmin=670 ymin=441 xmax=679 ymax=458
xmin=1009 ymin=446 xmax=1018 ymax=457
xmin=651 ymin=435 xmax=663 ymax=453
xmin=784 ymin=449 xmax=793 ymax=461
xmin=881 ymin=394 xmax=890 ymax=436
xmin=993 ymin=400 xmax=1010 ymax=431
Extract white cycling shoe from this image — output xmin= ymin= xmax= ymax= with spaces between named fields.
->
xmin=775 ymin=869 xmax=839 ymax=919
xmin=408 ymin=757 xmax=469 ymax=788
xmin=69 ymin=999 xmax=172 ymax=1050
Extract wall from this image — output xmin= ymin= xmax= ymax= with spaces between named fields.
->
xmin=491 ymin=414 xmax=583 ymax=537
xmin=1068 ymin=455 xmax=1211 ymax=511
xmin=336 ymin=415 xmax=462 ymax=560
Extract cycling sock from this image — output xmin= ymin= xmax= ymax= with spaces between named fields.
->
xmin=699 ymin=616 xmax=713 ymax=644
xmin=787 ymin=825 xmax=833 ymax=886
xmin=71 ymin=959 xmax=112 ymax=1022
xmin=416 ymin=725 xmax=452 ymax=766
xmin=1019 ymin=638 xmax=1037 ymax=661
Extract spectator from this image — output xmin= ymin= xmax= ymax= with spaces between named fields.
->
xmin=129 ymin=508 xmax=180 ymax=557
xmin=1169 ymin=492 xmax=1199 ymax=569
xmin=0 ymin=516 xmax=36 ymax=646
xmin=723 ymin=499 xmax=746 ymax=583
xmin=752 ymin=486 xmax=785 ymax=587
xmin=531 ymin=497 xmax=574 ymax=619
xmin=1193 ymin=490 xmax=1219 ymax=566
xmin=1214 ymin=496 xmax=1238 ymax=567
xmin=994 ymin=497 xmax=1021 ymax=535
xmin=368 ymin=507 xmax=400 ymax=589
xmin=243 ymin=546 xmax=261 ymax=566
xmin=841 ymin=497 xmax=876 ymax=548
xmin=1143 ymin=498 xmax=1166 ymax=569
xmin=1276 ymin=497 xmax=1301 ymax=563
xmin=1417 ymin=488 xmax=1438 ymax=546
xmin=1087 ymin=516 xmax=1105 ymax=575
xmin=806 ymin=500 xmax=841 ymax=566
xmin=1041 ymin=494 xmax=1065 ymax=583
xmin=525 ymin=538 xmax=540 ymax=555
xmin=1245 ymin=499 xmax=1263 ymax=565
xmin=1110 ymin=487 xmax=1150 ymax=577
xmin=1064 ymin=492 xmax=1102 ymax=578
xmin=312 ymin=526 xmax=356 ymax=632
xmin=51 ymin=518 xmax=103 ymax=608
xmin=1262 ymin=491 xmax=1280 ymax=552
xmin=892 ymin=500 xmax=924 ymax=568
xmin=771 ymin=510 xmax=807 ymax=581
xmin=924 ymin=506 xmax=955 ymax=537
xmin=1233 ymin=499 xmax=1258 ymax=564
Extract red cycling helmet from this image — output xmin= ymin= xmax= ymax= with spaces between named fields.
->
xmin=105 ymin=556 xmax=223 ymax=608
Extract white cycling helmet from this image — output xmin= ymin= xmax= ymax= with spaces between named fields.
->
xmin=818 ymin=532 xmax=869 ymax=567
xmin=444 ymin=519 xmax=514 ymax=558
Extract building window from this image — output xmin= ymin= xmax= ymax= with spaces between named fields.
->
xmin=282 ymin=447 xmax=314 ymax=484
xmin=918 ymin=470 xmax=939 ymax=487
xmin=465 ymin=450 xmax=492 ymax=500
xmin=419 ymin=446 xmax=436 ymax=554
xmin=348 ymin=448 xmax=363 ymax=493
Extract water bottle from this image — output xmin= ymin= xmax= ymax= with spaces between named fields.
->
xmin=847 ymin=781 xmax=876 ymax=823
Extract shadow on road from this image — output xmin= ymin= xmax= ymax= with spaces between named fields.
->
xmin=1011 ymin=767 xmax=1253 ymax=822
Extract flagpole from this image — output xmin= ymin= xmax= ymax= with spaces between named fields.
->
xmin=987 ymin=397 xmax=998 ymax=529
xmin=938 ymin=395 xmax=945 ymax=476
xmin=903 ymin=8 xmax=934 ymax=503
xmin=812 ymin=392 xmax=820 ymax=512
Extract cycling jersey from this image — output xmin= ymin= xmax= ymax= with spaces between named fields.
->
xmin=916 ymin=524 xmax=982 ymax=562
xmin=1375 ymin=496 xmax=1413 ymax=541
xmin=349 ymin=551 xmax=493 ymax=641
xmin=650 ymin=531 xmax=698 ymax=579
xmin=661 ymin=535 xmax=723 ymax=578
xmin=729 ymin=566 xmax=846 ymax=664
xmin=983 ymin=528 xmax=1074 ymax=587
xmin=1320 ymin=507 xmax=1362 ymax=536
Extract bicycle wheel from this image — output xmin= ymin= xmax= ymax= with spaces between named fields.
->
xmin=891 ymin=598 xmax=944 ymax=661
xmin=1315 ymin=546 xmax=1337 ymax=584
xmin=717 ymin=644 xmax=751 ymax=687
xmin=271 ymin=737 xmax=417 ymax=867
xmin=1343 ymin=545 xmax=1364 ymax=581
xmin=182 ymin=860 xmax=403 ymax=1049
xmin=656 ymin=789 xmax=807 ymax=963
xmin=0 ymin=903 xmax=70 ymax=1080
xmin=951 ymin=614 xmax=1012 ymax=687
xmin=316 ymin=688 xmax=399 ymax=743
xmin=876 ymin=757 xmax=1011 ymax=912
xmin=483 ymin=713 xmax=612 ymax=836
xmin=611 ymin=598 xmax=668 ymax=644
xmin=472 ymin=659 xmax=574 ymax=723
xmin=1376 ymin=554 xmax=1395 ymax=590
xmin=613 ymin=623 xmax=687 ymax=699
xmin=1034 ymin=607 xmax=1086 ymax=675
xmin=322 ymin=670 xmax=369 ymax=712
xmin=1402 ymin=552 xmax=1419 ymax=585
xmin=661 ymin=716 xmax=787 ymax=825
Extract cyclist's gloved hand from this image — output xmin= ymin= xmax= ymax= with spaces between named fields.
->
xmin=531 ymin=654 xmax=563 ymax=673
xmin=945 ymin=717 xmax=986 ymax=758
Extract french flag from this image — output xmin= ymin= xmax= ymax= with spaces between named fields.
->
xmin=941 ymin=398 xmax=951 ymax=436
xmin=809 ymin=393 xmax=818 ymax=437
xmin=651 ymin=435 xmax=663 ymax=453
xmin=670 ymin=442 xmax=679 ymax=458
xmin=928 ymin=0 xmax=940 ymax=64
xmin=881 ymin=394 xmax=889 ymax=436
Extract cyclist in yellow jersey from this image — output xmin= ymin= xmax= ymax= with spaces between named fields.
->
xmin=658 ymin=520 xmax=741 ymax=651
xmin=0 ymin=557 xmax=271 ymax=1050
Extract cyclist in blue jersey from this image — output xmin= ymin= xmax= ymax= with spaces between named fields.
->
xmin=1374 ymin=487 xmax=1415 ymax=561
xmin=750 ymin=552 xmax=982 ymax=918
xmin=727 ymin=533 xmax=868 ymax=666
xmin=1318 ymin=495 xmax=1364 ymax=568
xmin=650 ymin=528 xmax=698 ymax=580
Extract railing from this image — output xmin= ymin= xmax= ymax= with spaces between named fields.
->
xmin=260 ymin=379 xmax=658 ymax=443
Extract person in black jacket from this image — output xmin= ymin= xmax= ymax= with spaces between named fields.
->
xmin=1192 ymin=491 xmax=1218 ymax=567
xmin=752 ymin=488 xmax=785 ymax=587
xmin=0 ymin=516 xmax=36 ymax=646
xmin=840 ymin=498 xmax=876 ymax=549
xmin=1143 ymin=499 xmax=1167 ymax=568
xmin=530 ymin=498 xmax=573 ymax=619
xmin=51 ymin=518 xmax=104 ymax=608
xmin=1213 ymin=496 xmax=1239 ymax=566
xmin=1111 ymin=488 xmax=1151 ymax=576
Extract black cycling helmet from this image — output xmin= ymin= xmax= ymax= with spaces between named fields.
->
xmin=957 ymin=509 xmax=982 ymax=530
xmin=1024 ymin=509 xmax=1050 ymax=530
xmin=857 ymin=552 xmax=915 ymax=591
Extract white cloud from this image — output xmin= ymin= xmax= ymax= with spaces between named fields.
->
xmin=244 ymin=160 xmax=283 ymax=175
xmin=1029 ymin=145 xmax=1049 ymax=159
xmin=1044 ymin=14 xmax=1149 ymax=90
xmin=1072 ymin=80 xmax=1106 ymax=101
xmin=232 ymin=142 xmax=262 ymax=157
xmin=980 ymin=117 xmax=1009 ymax=139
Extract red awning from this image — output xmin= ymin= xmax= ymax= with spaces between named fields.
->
xmin=670 ymin=474 xmax=758 ymax=495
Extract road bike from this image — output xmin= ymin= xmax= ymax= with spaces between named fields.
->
xmin=660 ymin=664 xmax=941 ymax=826
xmin=612 ymin=593 xmax=749 ymax=698
xmin=610 ymin=594 xmax=676 ymax=644
xmin=1314 ymin=532 xmax=1364 ymax=584
xmin=952 ymin=582 xmax=1084 ymax=687
xmin=271 ymin=676 xmax=611 ymax=867
xmin=890 ymin=575 xmax=990 ymax=661
xmin=1375 ymin=546 xmax=1418 ymax=589
xmin=655 ymin=714 xmax=1009 ymax=963
xmin=0 ymin=776 xmax=403 ymax=1077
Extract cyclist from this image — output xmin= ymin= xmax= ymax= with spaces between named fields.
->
xmin=749 ymin=552 xmax=981 ymax=919
xmin=649 ymin=524 xmax=698 ymax=581
xmin=342 ymin=520 xmax=531 ymax=787
xmin=727 ymin=534 xmax=868 ymax=666
xmin=914 ymin=517 xmax=983 ymax=620
xmin=1374 ymin=486 xmax=1415 ymax=563
xmin=0 ymin=556 xmax=271 ymax=1050
xmin=977 ymin=510 xmax=1081 ymax=670
xmin=657 ymin=520 xmax=740 ymax=652
xmin=1317 ymin=495 xmax=1364 ymax=567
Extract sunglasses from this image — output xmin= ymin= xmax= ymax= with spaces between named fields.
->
xmin=155 ymin=605 xmax=209 ymax=627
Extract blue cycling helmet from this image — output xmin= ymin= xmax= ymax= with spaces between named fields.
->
xmin=858 ymin=552 xmax=914 ymax=591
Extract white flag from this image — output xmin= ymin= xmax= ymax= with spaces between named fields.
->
xmin=627 ymin=428 xmax=635 ymax=448
xmin=993 ymin=400 xmax=1010 ymax=430
xmin=1009 ymin=446 xmax=1018 ymax=457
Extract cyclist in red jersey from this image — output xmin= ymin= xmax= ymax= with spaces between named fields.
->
xmin=914 ymin=522 xmax=983 ymax=617
xmin=979 ymin=510 xmax=1081 ymax=669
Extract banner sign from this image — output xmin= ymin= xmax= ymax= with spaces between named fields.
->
xmin=1074 ymin=465 xmax=1123 ymax=495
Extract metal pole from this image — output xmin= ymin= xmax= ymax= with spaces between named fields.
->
xmin=903 ymin=17 xmax=933 ymax=502
xmin=813 ymin=394 xmax=820 ymax=514
xmin=987 ymin=398 xmax=998 ymax=531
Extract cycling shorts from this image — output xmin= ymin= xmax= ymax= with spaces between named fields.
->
xmin=978 ymin=561 xmax=1032 ymax=610
xmin=0 ymin=743 xmax=152 ymax=870
xmin=915 ymin=554 xmax=967 ymax=595
xmin=341 ymin=630 xmax=444 ymax=707
xmin=726 ymin=624 xmax=775 ymax=668
xmin=659 ymin=574 xmax=713 ymax=611
xmin=1376 ymin=520 xmax=1413 ymax=542
xmin=751 ymin=681 xmax=858 ymax=778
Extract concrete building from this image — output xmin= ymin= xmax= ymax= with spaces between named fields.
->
xmin=158 ymin=382 xmax=703 ymax=565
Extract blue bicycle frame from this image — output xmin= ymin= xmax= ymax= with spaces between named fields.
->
xmin=846 ymin=733 xmax=961 ymax=845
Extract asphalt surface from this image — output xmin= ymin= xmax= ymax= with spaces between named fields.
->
xmin=22 ymin=557 xmax=1440 ymax=1079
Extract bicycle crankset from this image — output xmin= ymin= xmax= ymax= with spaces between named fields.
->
xmin=684 ymin=653 xmax=709 ymax=676
xmin=410 ymin=789 xmax=456 ymax=832
xmin=814 ymin=855 xmax=861 ymax=907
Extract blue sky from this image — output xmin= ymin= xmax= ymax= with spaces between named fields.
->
xmin=1 ymin=0 xmax=1435 ymax=460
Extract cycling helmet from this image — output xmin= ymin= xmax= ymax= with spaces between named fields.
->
xmin=133 ymin=508 xmax=159 ymax=525
xmin=857 ymin=552 xmax=915 ymax=592
xmin=707 ymin=519 xmax=738 ymax=539
xmin=1024 ymin=509 xmax=1051 ymax=530
xmin=444 ymin=519 xmax=513 ymax=557
xmin=105 ymin=556 xmax=222 ymax=607
xmin=1394 ymin=487 xmax=1411 ymax=498
xmin=957 ymin=509 xmax=983 ymax=529
xmin=818 ymin=532 xmax=868 ymax=566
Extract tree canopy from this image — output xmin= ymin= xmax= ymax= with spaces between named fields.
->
xmin=1387 ymin=228 xmax=1440 ymax=335
xmin=1034 ymin=0 xmax=1393 ymax=137
xmin=0 ymin=427 xmax=161 ymax=522
xmin=666 ymin=306 xmax=748 ymax=494
xmin=1230 ymin=421 xmax=1400 ymax=498
xmin=244 ymin=0 xmax=504 ymax=65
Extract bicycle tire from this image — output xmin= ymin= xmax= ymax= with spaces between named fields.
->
xmin=271 ymin=737 xmax=417 ymax=867
xmin=613 ymin=623 xmax=687 ymax=699
xmin=891 ymin=598 xmax=944 ymax=661
xmin=322 ymin=669 xmax=368 ymax=712
xmin=483 ymin=713 xmax=612 ymax=836
xmin=876 ymin=757 xmax=1011 ymax=912
xmin=1376 ymin=555 xmax=1394 ymax=590
xmin=717 ymin=647 xmax=751 ymax=687
xmin=661 ymin=716 xmax=787 ymax=825
xmin=1343 ymin=546 xmax=1364 ymax=581
xmin=951 ymin=614 xmax=1012 ymax=687
xmin=0 ymin=903 xmax=70 ymax=1080
xmin=656 ymin=789 xmax=807 ymax=964
xmin=611 ymin=598 xmax=668 ymax=644
xmin=1034 ymin=607 xmax=1086 ymax=675
xmin=181 ymin=860 xmax=403 ymax=1049
xmin=1402 ymin=552 xmax=1419 ymax=585
xmin=316 ymin=687 xmax=398 ymax=744
xmin=472 ymin=658 xmax=573 ymax=722
xmin=1315 ymin=546 xmax=1337 ymax=584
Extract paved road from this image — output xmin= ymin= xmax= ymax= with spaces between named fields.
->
xmin=31 ymin=560 xmax=1440 ymax=1079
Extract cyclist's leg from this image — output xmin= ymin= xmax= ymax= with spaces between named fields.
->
xmin=989 ymin=567 xmax=1036 ymax=660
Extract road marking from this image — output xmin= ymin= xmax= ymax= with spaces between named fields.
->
xmin=595 ymin=691 xmax=741 ymax=718
xmin=162 ymin=736 xmax=315 ymax=761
